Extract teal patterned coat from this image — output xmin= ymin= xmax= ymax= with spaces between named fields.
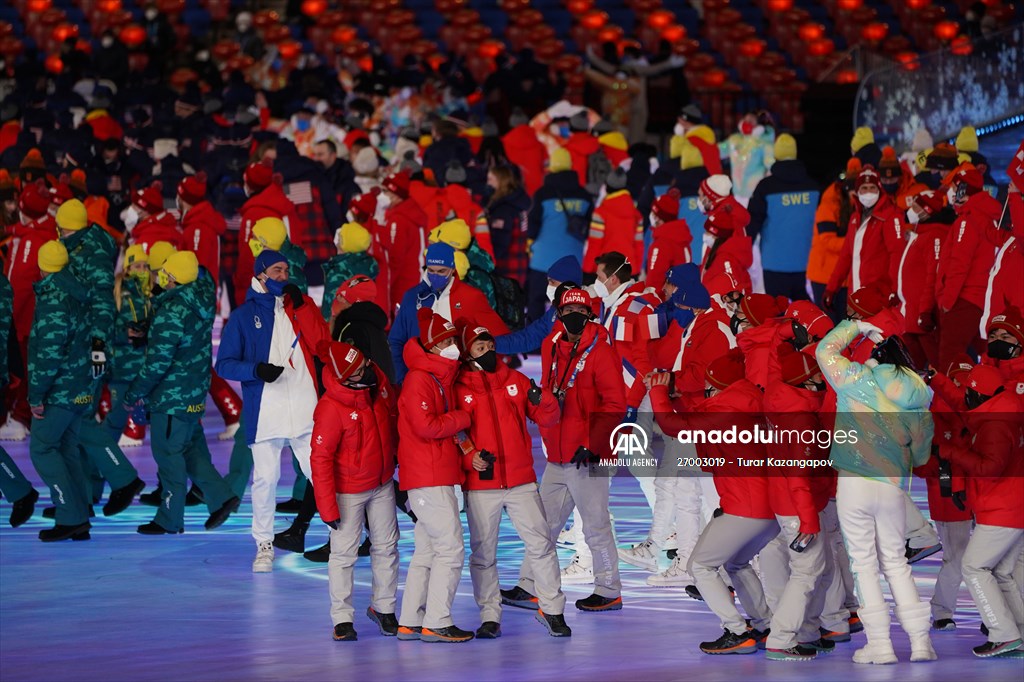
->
xmin=28 ymin=269 xmax=94 ymax=410
xmin=61 ymin=224 xmax=118 ymax=345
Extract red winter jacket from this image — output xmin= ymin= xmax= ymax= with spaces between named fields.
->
xmin=455 ymin=362 xmax=559 ymax=490
xmin=443 ymin=183 xmax=493 ymax=258
xmin=409 ymin=182 xmax=448 ymax=237
xmin=131 ymin=212 xmax=181 ymax=253
xmin=936 ymin=192 xmax=1001 ymax=311
xmin=736 ymin=318 xmax=789 ymax=390
xmin=310 ymin=365 xmax=398 ymax=523
xmin=381 ymin=198 xmax=428 ymax=314
xmin=601 ymin=281 xmax=662 ymax=409
xmin=236 ymin=184 xmax=300 ymax=306
xmin=913 ymin=378 xmax=972 ymax=523
xmin=180 ymin=201 xmax=227 ymax=286
xmin=700 ymin=201 xmax=753 ymax=285
xmin=668 ymin=306 xmax=735 ymax=410
xmin=646 ymin=219 xmax=693 ymax=292
xmin=981 ymin=234 xmax=1023 ymax=338
xmin=897 ymin=222 xmax=947 ymax=334
xmin=396 ymin=339 xmax=471 ymax=490
xmin=651 ymin=379 xmax=774 ymax=519
xmin=763 ymin=382 xmax=834 ymax=533
xmin=583 ymin=190 xmax=643 ymax=273
xmin=845 ymin=307 xmax=906 ymax=364
xmin=827 ymin=195 xmax=903 ymax=296
xmin=6 ymin=216 xmax=56 ymax=342
xmin=563 ymin=132 xmax=601 ymax=187
xmin=950 ymin=390 xmax=1024 ymax=528
xmin=539 ymin=322 xmax=626 ymax=463
xmin=502 ymin=125 xmax=548 ymax=196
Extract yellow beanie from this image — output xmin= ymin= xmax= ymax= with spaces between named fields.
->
xmin=38 ymin=240 xmax=69 ymax=273
xmin=679 ymin=139 xmax=703 ymax=170
xmin=955 ymin=126 xmax=978 ymax=153
xmin=851 ymin=126 xmax=874 ymax=154
xmin=430 ymin=219 xmax=472 ymax=251
xmin=669 ymin=134 xmax=685 ymax=159
xmin=549 ymin=147 xmax=572 ymax=173
xmin=686 ymin=125 xmax=716 ymax=146
xmin=253 ymin=217 xmax=287 ymax=251
xmin=598 ymin=131 xmax=628 ymax=152
xmin=774 ymin=134 xmax=797 ymax=161
xmin=454 ymin=250 xmax=470 ymax=280
xmin=335 ymin=222 xmax=371 ymax=253
xmin=916 ymin=148 xmax=931 ymax=172
xmin=163 ymin=250 xmax=199 ymax=285
xmin=957 ymin=152 xmax=972 ymax=165
xmin=55 ymin=199 xmax=88 ymax=231
xmin=125 ymin=244 xmax=149 ymax=266
xmin=148 ymin=241 xmax=177 ymax=271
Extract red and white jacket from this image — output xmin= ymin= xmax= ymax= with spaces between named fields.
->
xmin=668 ymin=306 xmax=735 ymax=410
xmin=180 ymin=201 xmax=226 ymax=286
xmin=645 ymin=218 xmax=693 ymax=292
xmin=914 ymin=375 xmax=972 ymax=524
xmin=381 ymin=198 xmax=428 ymax=315
xmin=600 ymin=280 xmax=662 ymax=409
xmin=455 ymin=362 xmax=559 ymax=490
xmin=6 ymin=215 xmax=56 ymax=342
xmin=897 ymin=221 xmax=947 ymax=334
xmin=936 ymin=191 xmax=1001 ymax=311
xmin=310 ymin=364 xmax=398 ymax=523
xmin=583 ymin=190 xmax=643 ymax=273
xmin=130 ymin=211 xmax=181 ymax=253
xmin=980 ymin=233 xmax=1023 ymax=338
xmin=236 ymin=184 xmax=300 ymax=306
xmin=827 ymin=195 xmax=903 ymax=296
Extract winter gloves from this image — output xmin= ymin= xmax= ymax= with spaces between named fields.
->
xmin=571 ymin=445 xmax=598 ymax=470
xmin=256 ymin=362 xmax=285 ymax=383
xmin=283 ymin=283 xmax=304 ymax=309
xmin=91 ymin=338 xmax=107 ymax=379
xmin=527 ymin=379 xmax=542 ymax=406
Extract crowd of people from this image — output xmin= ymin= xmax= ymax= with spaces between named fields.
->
xmin=0 ymin=29 xmax=1022 ymax=662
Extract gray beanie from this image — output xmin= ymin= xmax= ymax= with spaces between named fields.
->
xmin=509 ymin=107 xmax=529 ymax=128
xmin=606 ymin=167 xmax=627 ymax=191
xmin=569 ymin=110 xmax=589 ymax=133
xmin=445 ymin=160 xmax=467 ymax=185
xmin=593 ymin=118 xmax=616 ymax=136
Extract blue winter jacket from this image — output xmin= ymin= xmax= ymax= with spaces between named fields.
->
xmin=527 ymin=170 xmax=591 ymax=273
xmin=495 ymin=307 xmax=556 ymax=355
xmin=747 ymin=159 xmax=820 ymax=273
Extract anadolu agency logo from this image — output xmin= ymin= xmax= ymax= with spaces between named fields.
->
xmin=610 ymin=422 xmax=650 ymax=458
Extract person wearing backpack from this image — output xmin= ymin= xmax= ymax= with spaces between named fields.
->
xmin=526 ymin=148 xmax=593 ymax=322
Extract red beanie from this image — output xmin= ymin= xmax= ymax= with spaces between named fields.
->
xmin=49 ymin=180 xmax=73 ymax=206
xmin=349 ymin=188 xmax=379 ymax=222
xmin=18 ymin=181 xmax=51 ymax=219
xmin=331 ymin=274 xmax=377 ymax=318
xmin=652 ymin=188 xmax=681 ymax=223
xmin=848 ymin=285 xmax=888 ymax=318
xmin=382 ymin=171 xmax=411 ymax=200
xmin=740 ymin=293 xmax=788 ymax=327
xmin=855 ymin=166 xmax=880 ymax=190
xmin=133 ymin=184 xmax=164 ymax=214
xmin=967 ymin=365 xmax=1003 ymax=397
xmin=945 ymin=354 xmax=974 ymax=382
xmin=558 ymin=286 xmax=591 ymax=309
xmin=786 ymin=300 xmax=833 ymax=340
xmin=910 ymin=189 xmax=944 ymax=217
xmin=705 ymin=348 xmax=746 ymax=390
xmin=177 ymin=172 xmax=207 ymax=205
xmin=244 ymin=162 xmax=274 ymax=192
xmin=778 ymin=344 xmax=820 ymax=386
xmin=951 ymin=165 xmax=984 ymax=196
xmin=457 ymin=319 xmax=494 ymax=356
xmin=704 ymin=269 xmax=750 ymax=299
xmin=987 ymin=306 xmax=1024 ymax=341
xmin=317 ymin=340 xmax=365 ymax=381
xmin=417 ymin=307 xmax=457 ymax=349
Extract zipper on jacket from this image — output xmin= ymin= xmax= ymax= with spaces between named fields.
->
xmin=482 ymin=373 xmax=509 ymax=489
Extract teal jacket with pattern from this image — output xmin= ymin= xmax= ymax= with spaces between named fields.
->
xmin=280 ymin=239 xmax=308 ymax=293
xmin=28 ymin=269 xmax=94 ymax=410
xmin=320 ymin=252 xmax=379 ymax=321
xmin=61 ymin=224 xmax=118 ymax=345
xmin=125 ymin=280 xmax=214 ymax=415
xmin=111 ymin=275 xmax=151 ymax=384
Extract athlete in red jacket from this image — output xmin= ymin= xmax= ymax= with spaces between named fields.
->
xmin=897 ymin=190 xmax=950 ymax=368
xmin=177 ymin=173 xmax=226 ymax=287
xmin=395 ymin=309 xmax=475 ymax=643
xmin=379 ymin=171 xmax=429 ymax=316
xmin=935 ymin=166 xmax=1001 ymax=370
xmin=563 ymin=128 xmax=600 ymax=187
xmin=583 ymin=174 xmax=643 ymax=274
xmin=645 ymin=189 xmax=693 ymax=292
xmin=980 ymin=226 xmax=1023 ymax=340
xmin=983 ymin=307 xmax=1024 ymax=388
xmin=309 ymin=340 xmax=400 ymax=641
xmin=502 ymin=113 xmax=548 ymax=196
xmin=453 ymin=323 xmax=570 ymax=637
xmin=698 ymin=176 xmax=753 ymax=286
xmin=236 ymin=162 xmax=300 ymax=306
xmin=733 ymin=293 xmax=789 ymax=390
xmin=127 ymin=185 xmax=181 ymax=253
xmin=6 ymin=183 xmax=54 ymax=352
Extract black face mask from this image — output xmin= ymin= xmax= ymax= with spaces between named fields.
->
xmin=151 ymin=283 xmax=164 ymax=296
xmin=560 ymin=311 xmax=589 ymax=336
xmin=704 ymin=387 xmax=715 ymax=399
xmin=988 ymin=340 xmax=1020 ymax=360
xmin=346 ymin=368 xmax=377 ymax=389
xmin=729 ymin=315 xmax=744 ymax=336
xmin=964 ymin=387 xmax=990 ymax=411
xmin=473 ymin=350 xmax=498 ymax=373
xmin=805 ymin=380 xmax=826 ymax=392
xmin=790 ymin=320 xmax=810 ymax=349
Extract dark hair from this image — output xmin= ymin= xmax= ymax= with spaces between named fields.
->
xmin=316 ymin=139 xmax=337 ymax=154
xmin=594 ymin=251 xmax=632 ymax=282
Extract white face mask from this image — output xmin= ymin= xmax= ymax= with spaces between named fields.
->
xmin=546 ymin=284 xmax=557 ymax=302
xmin=594 ymin=279 xmax=610 ymax=300
xmin=377 ymin=193 xmax=392 ymax=209
xmin=439 ymin=345 xmax=461 ymax=361
xmin=101 ymin=37 xmax=114 ymax=49
xmin=649 ymin=212 xmax=659 ymax=226
xmin=858 ymin=192 xmax=879 ymax=209
xmin=906 ymin=208 xmax=920 ymax=225
xmin=947 ymin=187 xmax=957 ymax=205
xmin=122 ymin=205 xmax=140 ymax=231
xmin=673 ymin=123 xmax=685 ymax=137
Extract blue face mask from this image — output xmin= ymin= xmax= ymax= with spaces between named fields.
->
xmin=264 ymin=277 xmax=287 ymax=297
xmin=295 ymin=118 xmax=311 ymax=132
xmin=672 ymin=306 xmax=696 ymax=329
xmin=427 ymin=273 xmax=451 ymax=293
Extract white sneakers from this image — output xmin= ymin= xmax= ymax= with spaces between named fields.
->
xmin=557 ymin=524 xmax=578 ymax=548
xmin=218 ymin=422 xmax=241 ymax=441
xmin=0 ymin=416 xmax=28 ymax=441
xmin=253 ymin=541 xmax=274 ymax=573
xmin=619 ymin=539 xmax=659 ymax=572
xmin=663 ymin=532 xmax=678 ymax=551
xmin=647 ymin=554 xmax=693 ymax=587
xmin=118 ymin=434 xmax=144 ymax=448
xmin=560 ymin=554 xmax=594 ymax=584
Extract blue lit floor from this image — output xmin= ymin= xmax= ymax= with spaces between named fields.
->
xmin=1 ymin=355 xmax=1021 ymax=682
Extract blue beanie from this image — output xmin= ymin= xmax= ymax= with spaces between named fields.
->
xmin=425 ymin=241 xmax=456 ymax=269
xmin=254 ymin=249 xmax=287 ymax=275
xmin=667 ymin=264 xmax=710 ymax=309
xmin=547 ymin=255 xmax=582 ymax=285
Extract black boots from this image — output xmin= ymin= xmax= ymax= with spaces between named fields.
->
xmin=273 ymin=519 xmax=309 ymax=553
xmin=9 ymin=488 xmax=39 ymax=527
xmin=103 ymin=478 xmax=146 ymax=517
xmin=39 ymin=522 xmax=91 ymax=542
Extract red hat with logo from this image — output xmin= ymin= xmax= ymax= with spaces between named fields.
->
xmin=177 ymin=172 xmax=208 ymax=205
xmin=316 ymin=340 xmax=365 ymax=381
xmin=244 ymin=161 xmax=274 ymax=192
xmin=652 ymin=188 xmax=681 ymax=223
xmin=417 ymin=307 xmax=458 ymax=348
xmin=457 ymin=319 xmax=494 ymax=356
xmin=786 ymin=300 xmax=834 ymax=340
xmin=950 ymin=165 xmax=984 ymax=196
xmin=331 ymin=274 xmax=378 ymax=318
xmin=778 ymin=344 xmax=820 ymax=386
xmin=848 ymin=285 xmax=888 ymax=319
xmin=133 ymin=184 xmax=164 ymax=214
xmin=909 ymin=189 xmax=945 ymax=217
xmin=349 ymin=188 xmax=379 ymax=222
xmin=705 ymin=348 xmax=746 ymax=390
xmin=740 ymin=293 xmax=788 ymax=327
xmin=987 ymin=306 xmax=1024 ymax=341
xmin=382 ymin=170 xmax=411 ymax=200
xmin=557 ymin=286 xmax=591 ymax=310
xmin=967 ymin=365 xmax=1003 ymax=397
xmin=945 ymin=354 xmax=974 ymax=382
xmin=18 ymin=181 xmax=51 ymax=219
xmin=855 ymin=166 xmax=881 ymax=190
xmin=704 ymin=269 xmax=751 ymax=299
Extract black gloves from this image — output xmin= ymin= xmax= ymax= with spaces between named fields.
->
xmin=952 ymin=491 xmax=967 ymax=512
xmin=326 ymin=518 xmax=341 ymax=530
xmin=91 ymin=338 xmax=107 ymax=379
xmin=791 ymin=320 xmax=810 ymax=349
xmin=479 ymin=449 xmax=496 ymax=481
xmin=527 ymin=379 xmax=542 ymax=406
xmin=127 ymin=320 xmax=149 ymax=348
xmin=283 ymin=283 xmax=304 ymax=309
xmin=571 ymin=445 xmax=597 ymax=470
xmin=256 ymin=362 xmax=285 ymax=383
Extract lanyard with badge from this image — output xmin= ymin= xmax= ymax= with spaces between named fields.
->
xmin=547 ymin=330 xmax=599 ymax=409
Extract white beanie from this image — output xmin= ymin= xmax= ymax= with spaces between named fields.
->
xmin=393 ymin=137 xmax=419 ymax=167
xmin=910 ymin=128 xmax=933 ymax=154
xmin=352 ymin=146 xmax=379 ymax=176
xmin=702 ymin=174 xmax=732 ymax=201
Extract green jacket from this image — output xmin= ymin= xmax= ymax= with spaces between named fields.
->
xmin=28 ymin=269 xmax=94 ymax=410
xmin=125 ymin=280 xmax=214 ymax=415
xmin=281 ymin=239 xmax=308 ymax=293
xmin=111 ymin=274 xmax=151 ymax=383
xmin=61 ymin=224 xmax=117 ymax=345
xmin=0 ymin=272 xmax=11 ymax=388
xmin=320 ymin=252 xmax=379 ymax=321
xmin=466 ymin=241 xmax=496 ymax=308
